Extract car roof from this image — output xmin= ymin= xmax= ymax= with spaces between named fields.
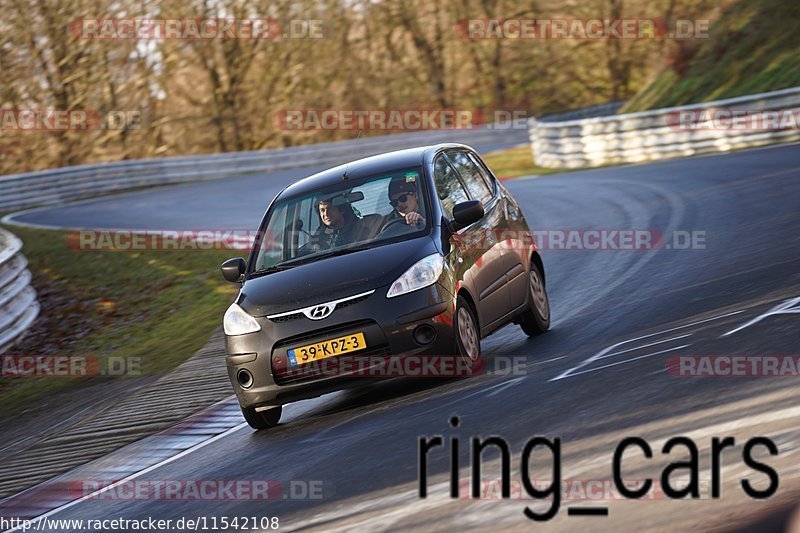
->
xmin=279 ymin=143 xmax=473 ymax=198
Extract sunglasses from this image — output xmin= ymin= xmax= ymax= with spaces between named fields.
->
xmin=389 ymin=192 xmax=415 ymax=206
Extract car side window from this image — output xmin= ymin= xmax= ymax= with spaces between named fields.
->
xmin=467 ymin=152 xmax=497 ymax=196
xmin=351 ymin=178 xmax=395 ymax=217
xmin=433 ymin=155 xmax=470 ymax=219
xmin=446 ymin=150 xmax=493 ymax=204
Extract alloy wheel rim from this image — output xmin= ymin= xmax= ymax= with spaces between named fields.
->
xmin=530 ymin=270 xmax=549 ymax=321
xmin=457 ymin=307 xmax=479 ymax=360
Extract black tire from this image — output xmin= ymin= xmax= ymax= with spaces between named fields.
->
xmin=519 ymin=262 xmax=551 ymax=337
xmin=241 ymin=405 xmax=282 ymax=430
xmin=454 ymin=295 xmax=481 ymax=361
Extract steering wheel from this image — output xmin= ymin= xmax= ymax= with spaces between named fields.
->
xmin=379 ymin=217 xmax=410 ymax=234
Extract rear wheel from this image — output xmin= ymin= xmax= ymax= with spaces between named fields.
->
xmin=241 ymin=405 xmax=282 ymax=430
xmin=454 ymin=295 xmax=481 ymax=361
xmin=519 ymin=262 xmax=550 ymax=337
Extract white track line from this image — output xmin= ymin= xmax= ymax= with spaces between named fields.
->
xmin=2 ymin=422 xmax=248 ymax=533
xmin=550 ymin=310 xmax=744 ymax=382
xmin=539 ymin=356 xmax=567 ymax=364
xmin=722 ymin=296 xmax=800 ymax=337
xmin=557 ymin=344 xmax=692 ymax=379
xmin=596 ymin=333 xmax=693 ymax=361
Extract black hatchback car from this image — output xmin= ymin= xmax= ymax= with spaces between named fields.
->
xmin=221 ymin=143 xmax=550 ymax=429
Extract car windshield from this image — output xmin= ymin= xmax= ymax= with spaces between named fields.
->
xmin=251 ymin=167 xmax=429 ymax=273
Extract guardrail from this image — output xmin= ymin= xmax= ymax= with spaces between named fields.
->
xmin=537 ymin=101 xmax=626 ymax=123
xmin=0 ymin=127 xmax=528 ymax=212
xmin=529 ymin=87 xmax=800 ymax=169
xmin=0 ymin=228 xmax=39 ymax=353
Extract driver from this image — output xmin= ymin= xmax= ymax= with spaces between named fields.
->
xmin=383 ymin=175 xmax=425 ymax=228
xmin=307 ymin=195 xmax=358 ymax=251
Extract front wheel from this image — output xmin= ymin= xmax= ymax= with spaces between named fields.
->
xmin=241 ymin=405 xmax=282 ymax=430
xmin=519 ymin=262 xmax=550 ymax=337
xmin=454 ymin=295 xmax=481 ymax=361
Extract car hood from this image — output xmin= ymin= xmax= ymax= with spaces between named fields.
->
xmin=237 ymin=237 xmax=439 ymax=316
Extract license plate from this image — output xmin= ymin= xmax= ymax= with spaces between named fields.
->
xmin=287 ymin=332 xmax=367 ymax=366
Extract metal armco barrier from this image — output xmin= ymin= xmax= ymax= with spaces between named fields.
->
xmin=537 ymin=101 xmax=626 ymax=123
xmin=529 ymin=86 xmax=800 ymax=169
xmin=0 ymin=127 xmax=529 ymax=212
xmin=0 ymin=228 xmax=39 ymax=353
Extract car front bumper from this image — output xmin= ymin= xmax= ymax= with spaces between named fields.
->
xmin=224 ymin=282 xmax=457 ymax=410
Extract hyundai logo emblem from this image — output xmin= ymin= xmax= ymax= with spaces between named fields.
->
xmin=307 ymin=305 xmax=333 ymax=320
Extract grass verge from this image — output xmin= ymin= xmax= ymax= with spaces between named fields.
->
xmin=482 ymin=146 xmax=562 ymax=180
xmin=0 ymin=223 xmax=238 ymax=416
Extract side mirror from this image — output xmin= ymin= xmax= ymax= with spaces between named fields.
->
xmin=221 ymin=257 xmax=246 ymax=283
xmin=452 ymin=200 xmax=484 ymax=230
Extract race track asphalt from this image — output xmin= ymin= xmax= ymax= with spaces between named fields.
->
xmin=3 ymin=143 xmax=800 ymax=532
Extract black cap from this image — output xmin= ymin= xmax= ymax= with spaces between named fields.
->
xmin=388 ymin=175 xmax=417 ymax=198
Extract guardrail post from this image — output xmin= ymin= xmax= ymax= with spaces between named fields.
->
xmin=0 ymin=228 xmax=40 ymax=353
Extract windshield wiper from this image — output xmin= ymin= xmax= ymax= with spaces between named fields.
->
xmin=274 ymin=244 xmax=375 ymax=268
xmin=306 ymin=244 xmax=375 ymax=261
xmin=250 ymin=245 xmax=375 ymax=276
xmin=248 ymin=264 xmax=295 ymax=278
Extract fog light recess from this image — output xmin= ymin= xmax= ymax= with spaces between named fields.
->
xmin=237 ymin=369 xmax=254 ymax=389
xmin=413 ymin=324 xmax=437 ymax=345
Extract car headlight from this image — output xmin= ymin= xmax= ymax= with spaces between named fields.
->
xmin=223 ymin=303 xmax=262 ymax=336
xmin=387 ymin=253 xmax=445 ymax=298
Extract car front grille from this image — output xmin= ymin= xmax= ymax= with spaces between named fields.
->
xmin=267 ymin=290 xmax=373 ymax=323
xmin=268 ymin=312 xmax=303 ymax=323
xmin=334 ymin=293 xmax=370 ymax=310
